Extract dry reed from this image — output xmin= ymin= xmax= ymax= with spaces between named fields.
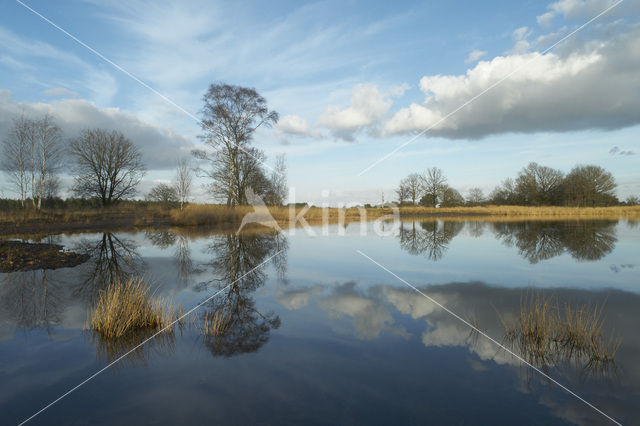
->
xmin=88 ymin=277 xmax=181 ymax=339
xmin=501 ymin=292 xmax=620 ymax=366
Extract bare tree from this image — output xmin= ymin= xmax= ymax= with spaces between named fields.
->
xmin=466 ymin=187 xmax=485 ymax=205
xmin=395 ymin=182 xmax=409 ymax=205
xmin=421 ymin=167 xmax=447 ymax=207
xmin=175 ymin=157 xmax=193 ymax=209
xmin=32 ymin=114 xmax=63 ymax=210
xmin=268 ymin=154 xmax=287 ymax=206
xmin=1 ymin=116 xmax=31 ymax=207
xmin=400 ymin=173 xmax=422 ymax=205
xmin=193 ymin=83 xmax=279 ymax=206
xmin=70 ymin=129 xmax=146 ymax=206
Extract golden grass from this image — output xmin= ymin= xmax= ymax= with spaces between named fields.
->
xmin=88 ymin=277 xmax=181 ymax=339
xmin=399 ymin=205 xmax=640 ymax=219
xmin=2 ymin=203 xmax=638 ymax=236
xmin=501 ymin=292 xmax=620 ymax=366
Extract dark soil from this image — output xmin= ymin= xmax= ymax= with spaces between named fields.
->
xmin=0 ymin=240 xmax=90 ymax=272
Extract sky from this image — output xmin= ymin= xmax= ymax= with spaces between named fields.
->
xmin=0 ymin=0 xmax=639 ymax=205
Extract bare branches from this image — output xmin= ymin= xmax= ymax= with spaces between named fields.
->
xmin=70 ymin=129 xmax=146 ymax=206
xmin=1 ymin=114 xmax=63 ymax=209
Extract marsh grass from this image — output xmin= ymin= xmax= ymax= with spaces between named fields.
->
xmin=500 ymin=292 xmax=620 ymax=367
xmin=88 ymin=277 xmax=182 ymax=339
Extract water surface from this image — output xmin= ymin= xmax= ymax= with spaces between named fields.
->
xmin=1 ymin=219 xmax=639 ymax=425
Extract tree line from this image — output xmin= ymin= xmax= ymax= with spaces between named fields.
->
xmin=1 ymin=83 xmax=287 ymax=210
xmin=396 ymin=163 xmax=638 ymax=207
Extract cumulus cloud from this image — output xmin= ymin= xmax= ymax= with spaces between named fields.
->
xmin=276 ymin=114 xmax=322 ymax=139
xmin=465 ymin=49 xmax=487 ymax=64
xmin=383 ymin=22 xmax=640 ymax=139
xmin=318 ymin=83 xmax=392 ymax=141
xmin=0 ymin=91 xmax=194 ymax=170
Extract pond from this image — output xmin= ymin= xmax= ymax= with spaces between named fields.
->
xmin=1 ymin=219 xmax=638 ymax=425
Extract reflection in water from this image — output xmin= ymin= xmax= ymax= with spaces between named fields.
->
xmin=0 ymin=269 xmax=65 ymax=332
xmin=282 ymin=281 xmax=629 ymax=388
xmin=398 ymin=220 xmax=619 ymax=263
xmin=199 ymin=232 xmax=287 ymax=357
xmin=90 ymin=327 xmax=177 ymax=370
xmin=74 ymin=233 xmax=143 ymax=300
xmin=492 ymin=221 xmax=617 ymax=263
xmin=398 ymin=220 xmax=463 ymax=261
xmin=174 ymin=234 xmax=194 ymax=287
xmin=145 ymin=229 xmax=177 ymax=248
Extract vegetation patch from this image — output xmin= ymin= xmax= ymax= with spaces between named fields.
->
xmin=0 ymin=240 xmax=90 ymax=272
xmin=500 ymin=292 xmax=620 ymax=367
xmin=88 ymin=277 xmax=182 ymax=339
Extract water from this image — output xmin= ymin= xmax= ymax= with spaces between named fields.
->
xmin=1 ymin=219 xmax=639 ymax=425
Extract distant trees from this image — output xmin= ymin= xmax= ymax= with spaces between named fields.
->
xmin=440 ymin=187 xmax=464 ymax=207
xmin=70 ymin=129 xmax=146 ymax=206
xmin=147 ymin=183 xmax=178 ymax=205
xmin=466 ymin=187 xmax=485 ymax=206
xmin=193 ymin=83 xmax=280 ymax=206
xmin=514 ymin=162 xmax=564 ymax=205
xmin=397 ymin=173 xmax=422 ymax=205
xmin=1 ymin=114 xmax=63 ymax=209
xmin=395 ymin=162 xmax=620 ymax=208
xmin=421 ymin=167 xmax=447 ymax=207
xmin=488 ymin=163 xmax=618 ymax=206
xmin=563 ymin=165 xmax=617 ymax=207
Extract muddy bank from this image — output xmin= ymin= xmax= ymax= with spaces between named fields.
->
xmin=0 ymin=240 xmax=90 ymax=272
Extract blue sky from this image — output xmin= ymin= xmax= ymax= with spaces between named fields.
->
xmin=0 ymin=0 xmax=639 ymax=205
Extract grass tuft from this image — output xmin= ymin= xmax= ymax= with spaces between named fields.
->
xmin=501 ymin=292 xmax=620 ymax=366
xmin=88 ymin=277 xmax=180 ymax=339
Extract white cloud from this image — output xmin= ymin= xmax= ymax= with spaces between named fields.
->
xmin=465 ymin=49 xmax=487 ymax=64
xmin=43 ymin=88 xmax=78 ymax=98
xmin=0 ymin=91 xmax=194 ymax=170
xmin=276 ymin=114 xmax=322 ymax=139
xmin=318 ymin=83 xmax=392 ymax=141
xmin=383 ymin=23 xmax=640 ymax=139
xmin=537 ymin=11 xmax=556 ymax=27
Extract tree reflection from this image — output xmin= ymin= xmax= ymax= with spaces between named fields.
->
xmin=491 ymin=221 xmax=617 ymax=263
xmin=198 ymin=231 xmax=287 ymax=357
xmin=0 ymin=269 xmax=65 ymax=332
xmin=74 ymin=233 xmax=143 ymax=300
xmin=398 ymin=220 xmax=464 ymax=261
xmin=145 ymin=229 xmax=177 ymax=248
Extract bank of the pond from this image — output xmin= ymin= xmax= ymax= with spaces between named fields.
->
xmin=1 ymin=204 xmax=639 ymax=236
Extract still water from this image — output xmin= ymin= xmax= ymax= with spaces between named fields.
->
xmin=1 ymin=219 xmax=639 ymax=425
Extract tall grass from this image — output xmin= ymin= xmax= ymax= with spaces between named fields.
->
xmin=399 ymin=205 xmax=640 ymax=219
xmin=88 ymin=277 xmax=181 ymax=339
xmin=501 ymin=292 xmax=620 ymax=366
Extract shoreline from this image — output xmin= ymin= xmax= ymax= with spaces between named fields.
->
xmin=1 ymin=205 xmax=639 ymax=237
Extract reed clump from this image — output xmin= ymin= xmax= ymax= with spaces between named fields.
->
xmin=501 ymin=293 xmax=620 ymax=366
xmin=88 ymin=277 xmax=180 ymax=339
